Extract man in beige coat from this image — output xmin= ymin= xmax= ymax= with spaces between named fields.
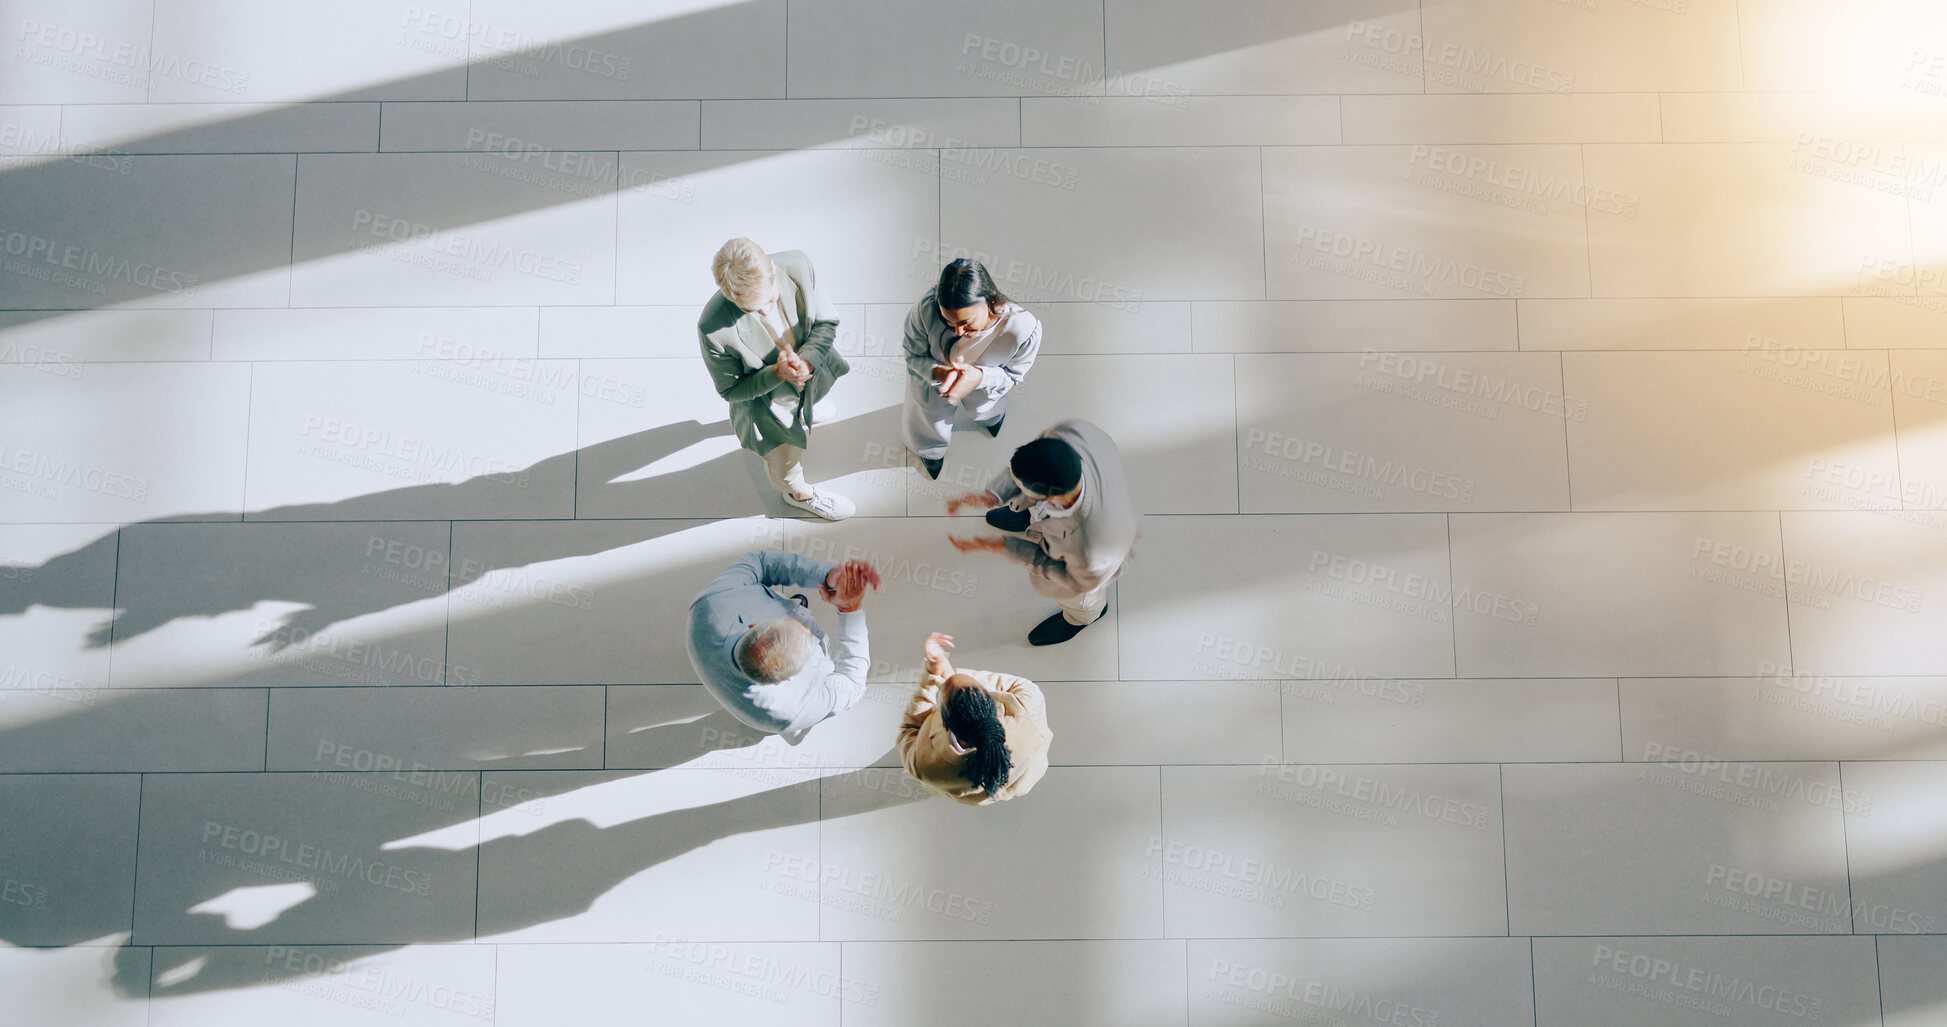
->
xmin=947 ymin=419 xmax=1141 ymax=645
xmin=898 ymin=632 xmax=1052 ymax=805
xmin=697 ymin=239 xmax=855 ymax=520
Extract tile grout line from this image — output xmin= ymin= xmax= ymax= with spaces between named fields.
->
xmin=1558 ymin=351 xmax=1575 ymax=511
xmin=1872 ymin=935 xmax=1886 ymax=1025
xmin=1776 ymin=510 xmax=1796 ymax=673
xmin=1443 ymin=513 xmax=1458 ymax=677
xmin=1498 ymin=763 xmax=1511 ymax=936
xmin=1837 ymin=761 xmax=1858 ymax=936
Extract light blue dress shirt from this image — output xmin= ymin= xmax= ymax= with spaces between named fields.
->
xmin=687 ymin=550 xmax=870 ymax=737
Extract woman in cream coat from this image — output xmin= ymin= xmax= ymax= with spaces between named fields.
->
xmin=897 ymin=632 xmax=1052 ymax=805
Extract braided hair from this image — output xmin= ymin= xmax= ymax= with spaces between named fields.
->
xmin=941 ymin=684 xmax=1012 ymax=798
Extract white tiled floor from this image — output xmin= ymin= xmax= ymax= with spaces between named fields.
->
xmin=4 ymin=2 xmax=1946 ymax=1023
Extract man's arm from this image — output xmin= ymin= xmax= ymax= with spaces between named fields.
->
xmin=700 ymin=329 xmax=790 ymax=403
xmin=811 ymin=608 xmax=869 ymax=720
xmin=694 ymin=550 xmax=838 ymax=602
xmin=999 ymin=537 xmax=1117 ymax=596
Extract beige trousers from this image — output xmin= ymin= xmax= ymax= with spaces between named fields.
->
xmin=1057 ymin=576 xmax=1114 ymax=626
xmin=762 ymin=444 xmax=811 ymax=496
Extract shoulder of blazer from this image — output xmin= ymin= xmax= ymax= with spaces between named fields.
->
xmin=770 ymin=250 xmax=814 ymax=286
xmin=698 ymin=292 xmax=744 ymax=344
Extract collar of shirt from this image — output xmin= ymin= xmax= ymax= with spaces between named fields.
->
xmin=1031 ymin=480 xmax=1083 ymax=521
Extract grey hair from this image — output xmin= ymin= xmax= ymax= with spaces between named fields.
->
xmin=711 ymin=237 xmax=773 ymax=309
xmin=734 ymin=617 xmax=813 ymax=683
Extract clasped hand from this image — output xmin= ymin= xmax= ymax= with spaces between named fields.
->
xmin=930 ymin=361 xmax=982 ymax=405
xmin=774 ymin=349 xmax=813 ymax=386
xmin=819 ymin=559 xmax=881 ymax=612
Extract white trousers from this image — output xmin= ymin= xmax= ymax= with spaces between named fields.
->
xmin=902 ymin=375 xmax=1007 ymax=461
xmin=761 ymin=444 xmax=810 ymax=495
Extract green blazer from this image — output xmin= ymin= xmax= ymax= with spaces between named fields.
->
xmin=696 ymin=249 xmax=849 ymax=455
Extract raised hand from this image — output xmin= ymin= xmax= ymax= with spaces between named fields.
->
xmin=820 ymin=559 xmax=882 ymax=612
xmin=947 ymin=535 xmax=1007 ymax=554
xmin=922 ymin=631 xmax=954 ymax=673
xmin=946 ymin=489 xmax=1000 ymax=516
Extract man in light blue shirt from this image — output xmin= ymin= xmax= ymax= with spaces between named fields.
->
xmin=687 ymin=550 xmax=881 ymax=739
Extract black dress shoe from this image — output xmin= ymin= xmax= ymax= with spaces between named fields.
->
xmin=920 ymin=456 xmax=944 ymax=480
xmin=1029 ymin=609 xmax=1103 ymax=646
xmin=985 ymin=505 xmax=1031 ymax=532
xmin=981 ymin=415 xmax=1005 ymax=438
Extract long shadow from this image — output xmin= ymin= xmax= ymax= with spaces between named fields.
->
xmin=0 ymin=0 xmax=1420 ymax=321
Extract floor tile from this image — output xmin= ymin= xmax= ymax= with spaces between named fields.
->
xmin=819 ymin=765 xmax=1162 ymax=940
xmin=0 ymin=310 xmax=212 ymax=363
xmin=1043 ymin=680 xmax=1282 ymax=766
xmin=1519 ymin=297 xmax=1847 ymax=352
xmin=107 ymin=520 xmax=455 ymax=689
xmin=1418 ymin=0 xmax=1743 ymax=92
xmin=1342 ymin=93 xmax=1662 ymax=144
xmin=0 ymin=362 xmax=251 ymax=524
xmin=1189 ymin=938 xmax=1533 ymax=1027
xmin=1583 ymin=143 xmax=1915 ymax=296
xmin=1103 ymin=0 xmax=1426 ymax=95
xmin=133 ymin=772 xmax=479 ymax=945
xmin=1839 ymin=760 xmax=1947 ymax=934
xmin=0 ymin=689 xmax=266 ymax=772
xmin=61 ymin=102 xmax=380 ymax=154
xmin=788 ymin=0 xmax=1103 ymax=99
xmin=1562 ymin=350 xmax=1900 ymax=510
xmin=466 ymin=0 xmax=788 ymax=101
xmin=497 ymin=941 xmax=841 ymax=1025
xmin=1450 ymin=513 xmax=1793 ymax=677
xmin=1119 ymin=514 xmax=1457 ymax=681
xmin=1622 ymin=676 xmax=1947 ymax=762
xmin=0 ymin=522 xmax=118 ymax=693
xmin=0 ymin=773 xmax=141 ymax=946
xmin=1846 ymin=297 xmax=1947 ymax=349
xmin=1160 ymin=764 xmax=1505 ymax=937
xmin=848 ymin=940 xmax=1187 ymax=1027
xmin=1022 ymin=96 xmax=1338 ymax=147
xmin=614 ymin=149 xmax=938 ymax=306
xmin=1662 ymin=90 xmax=1947 ymax=142
xmin=267 ymin=685 xmax=605 ymax=772
xmin=474 ymin=768 xmax=826 ymax=942
xmin=148 ymin=943 xmax=497 ymax=1025
xmin=1880 ymin=935 xmax=1947 ymax=1027
xmin=148 ymin=0 xmax=467 ymax=101
xmin=1740 ymin=0 xmax=1947 ymax=91
xmin=1780 ymin=512 xmax=1947 ymax=675
xmin=1265 ymin=144 xmax=1592 ymax=301
xmin=1 ymin=2 xmax=155 ymax=104
xmin=604 ymin=682 xmax=906 ymax=771
xmin=1191 ymin=300 xmax=1517 ymax=353
xmin=1891 ymin=351 xmax=1947 ymax=506
xmin=1503 ymin=762 xmax=1852 ymax=935
xmin=381 ymin=99 xmax=699 ymax=152
xmin=942 ymin=146 xmax=1265 ymax=303
xmin=1533 ymin=936 xmax=1881 ymax=1027
xmin=243 ymin=359 xmax=578 ymax=520
xmin=1285 ymin=678 xmax=1621 ymax=764
xmin=290 ymin=153 xmax=617 ymax=307
xmin=0 ymin=944 xmax=147 ymax=1026
xmin=703 ymin=98 xmax=1018 ymax=151
xmin=212 ymin=306 xmax=539 ymax=362
xmin=1237 ymin=351 xmax=1572 ymax=513
xmin=0 ymin=154 xmax=294 ymax=309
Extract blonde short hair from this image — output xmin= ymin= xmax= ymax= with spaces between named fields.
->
xmin=711 ymin=238 xmax=773 ymax=308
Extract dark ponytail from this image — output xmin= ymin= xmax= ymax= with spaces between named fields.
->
xmin=941 ymin=686 xmax=1013 ymax=798
xmin=936 ymin=258 xmax=1011 ymax=316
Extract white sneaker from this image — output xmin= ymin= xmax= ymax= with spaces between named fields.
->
xmin=811 ymin=397 xmax=837 ymax=423
xmin=783 ymin=487 xmax=855 ymax=521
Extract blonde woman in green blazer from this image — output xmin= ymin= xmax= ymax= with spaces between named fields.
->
xmin=697 ymin=239 xmax=855 ymax=520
